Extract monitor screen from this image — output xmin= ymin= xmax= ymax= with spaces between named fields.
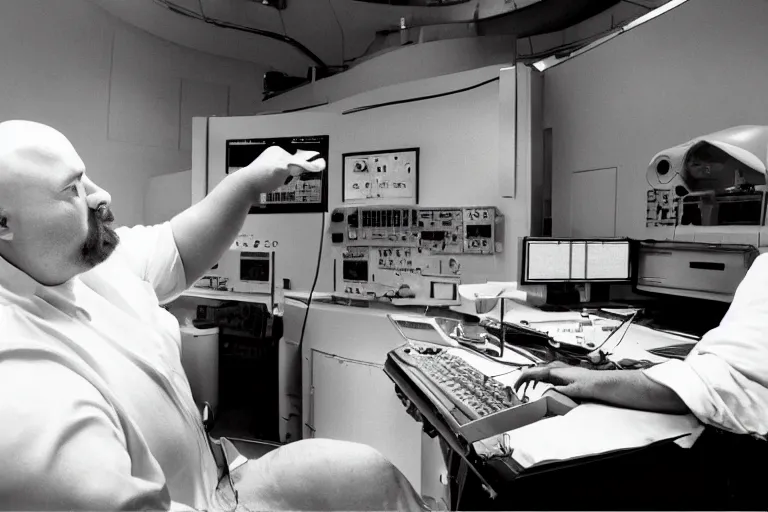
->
xmin=521 ymin=238 xmax=631 ymax=284
xmin=226 ymin=135 xmax=329 ymax=214
xmin=343 ymin=260 xmax=369 ymax=282
xmin=240 ymin=253 xmax=271 ymax=282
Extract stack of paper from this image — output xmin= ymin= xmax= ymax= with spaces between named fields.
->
xmin=473 ymin=402 xmax=704 ymax=468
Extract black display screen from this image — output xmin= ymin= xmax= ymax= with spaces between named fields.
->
xmin=343 ymin=260 xmax=369 ymax=282
xmin=466 ymin=224 xmax=492 ymax=238
xmin=240 ymin=258 xmax=270 ymax=282
xmin=226 ymin=135 xmax=329 ymax=214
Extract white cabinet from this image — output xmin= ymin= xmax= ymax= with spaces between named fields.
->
xmin=310 ymin=351 xmax=423 ymax=491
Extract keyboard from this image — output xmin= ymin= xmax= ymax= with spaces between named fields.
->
xmin=394 ymin=346 xmax=522 ymax=421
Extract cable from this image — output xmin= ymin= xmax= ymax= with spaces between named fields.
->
xmin=298 ymin=212 xmax=326 ymax=349
xmin=153 ymin=0 xmax=328 ymax=69
xmin=327 ymin=0 xmax=345 ymax=63
xmin=622 ymin=0 xmax=654 ymax=10
xmin=279 ymin=101 xmax=330 ymax=114
xmin=277 ymin=9 xmax=288 ymax=37
xmin=341 ymin=76 xmax=500 ymax=115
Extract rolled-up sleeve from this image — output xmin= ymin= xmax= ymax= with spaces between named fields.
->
xmin=114 ymin=223 xmax=188 ymax=304
xmin=643 ymin=254 xmax=768 ymax=437
xmin=644 ymin=356 xmax=768 ymax=435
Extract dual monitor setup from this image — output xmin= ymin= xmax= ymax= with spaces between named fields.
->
xmin=520 ymin=237 xmax=632 ymax=285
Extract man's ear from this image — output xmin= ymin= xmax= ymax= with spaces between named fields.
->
xmin=0 ymin=216 xmax=13 ymax=241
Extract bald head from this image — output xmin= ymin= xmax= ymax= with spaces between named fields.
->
xmin=0 ymin=121 xmax=85 ymax=205
xmin=0 ymin=120 xmax=118 ymax=286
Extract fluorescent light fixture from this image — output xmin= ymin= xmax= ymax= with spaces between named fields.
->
xmin=532 ymin=0 xmax=689 ymax=72
xmin=624 ymin=0 xmax=689 ymax=30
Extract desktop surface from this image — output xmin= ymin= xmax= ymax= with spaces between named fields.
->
xmin=383 ymin=334 xmax=754 ymax=511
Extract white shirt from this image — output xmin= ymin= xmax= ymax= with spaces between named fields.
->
xmin=0 ymin=223 xmax=219 ymax=510
xmin=644 ymin=253 xmax=768 ymax=438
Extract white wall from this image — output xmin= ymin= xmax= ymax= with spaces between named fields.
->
xmin=544 ymin=0 xmax=768 ymax=239
xmin=259 ymin=36 xmax=516 ymax=113
xmin=202 ymin=64 xmax=531 ymax=290
xmin=328 ymin=66 xmax=518 ymax=285
xmin=145 ymin=171 xmax=193 ymax=225
xmin=0 ymin=0 xmax=264 ymax=227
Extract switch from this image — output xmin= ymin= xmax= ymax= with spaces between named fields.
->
xmin=331 ymin=233 xmax=344 ymax=244
xmin=331 ymin=211 xmax=344 ymax=223
xmin=348 ymin=212 xmax=359 ymax=228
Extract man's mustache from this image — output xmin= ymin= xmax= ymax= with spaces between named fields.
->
xmin=95 ymin=205 xmax=115 ymax=224
xmin=80 ymin=205 xmax=119 ymax=268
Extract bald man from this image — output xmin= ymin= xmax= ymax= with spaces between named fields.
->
xmin=0 ymin=120 xmax=428 ymax=511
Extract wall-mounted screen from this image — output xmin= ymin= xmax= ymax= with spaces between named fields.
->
xmin=226 ymin=135 xmax=329 ymax=214
xmin=342 ymin=148 xmax=419 ymax=205
xmin=521 ymin=237 xmax=632 ymax=284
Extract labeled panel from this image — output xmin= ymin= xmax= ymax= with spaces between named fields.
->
xmin=343 ymin=148 xmax=419 ymax=205
xmin=328 ymin=205 xmax=502 ymax=306
xmin=330 ymin=205 xmax=503 ymax=255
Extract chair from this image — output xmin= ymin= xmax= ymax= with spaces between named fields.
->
xmin=201 ymin=402 xmax=281 ymax=461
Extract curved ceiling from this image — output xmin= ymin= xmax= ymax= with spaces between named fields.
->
xmin=88 ymin=0 xmax=665 ymax=76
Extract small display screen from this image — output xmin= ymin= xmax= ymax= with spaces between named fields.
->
xmin=240 ymin=258 xmax=270 ymax=282
xmin=466 ymin=224 xmax=492 ymax=238
xmin=421 ymin=231 xmax=445 ymax=241
xmin=430 ymin=282 xmax=457 ymax=300
xmin=343 ymin=260 xmax=369 ymax=282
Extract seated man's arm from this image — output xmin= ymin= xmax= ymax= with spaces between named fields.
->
xmin=170 ymin=147 xmax=325 ymax=288
xmin=520 ymin=254 xmax=768 ymax=436
xmin=517 ymin=364 xmax=689 ymax=414
xmin=0 ymin=358 xmax=186 ymax=511
xmin=170 ymin=171 xmax=254 ymax=289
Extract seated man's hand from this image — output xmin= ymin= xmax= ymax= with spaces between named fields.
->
xmin=515 ymin=362 xmax=598 ymax=400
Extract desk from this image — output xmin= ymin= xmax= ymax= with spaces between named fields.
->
xmin=181 ymin=288 xmax=273 ymax=305
xmin=383 ymin=340 xmax=712 ymax=510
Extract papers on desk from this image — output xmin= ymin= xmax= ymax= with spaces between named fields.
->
xmin=449 ymin=282 xmax=529 ymax=316
xmin=473 ymin=403 xmax=704 ymax=469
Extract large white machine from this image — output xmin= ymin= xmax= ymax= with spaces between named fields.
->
xmin=642 ymin=125 xmax=767 ymax=301
xmin=646 ymin=125 xmax=768 ymax=244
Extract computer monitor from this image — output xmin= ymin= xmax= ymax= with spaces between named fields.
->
xmin=226 ymin=135 xmax=329 ymax=214
xmin=520 ymin=237 xmax=632 ymax=284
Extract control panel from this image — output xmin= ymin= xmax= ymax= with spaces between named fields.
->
xmin=329 ymin=205 xmax=503 ymax=254
xmin=194 ymin=249 xmax=274 ymax=295
xmin=329 ymin=205 xmax=503 ymax=306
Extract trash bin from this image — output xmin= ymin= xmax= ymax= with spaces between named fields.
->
xmin=180 ymin=325 xmax=220 ymax=414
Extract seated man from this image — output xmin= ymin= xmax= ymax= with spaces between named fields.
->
xmin=0 ymin=120 xmax=428 ymax=511
xmin=516 ymin=255 xmax=768 ymax=438
xmin=512 ymin=262 xmax=768 ymax=510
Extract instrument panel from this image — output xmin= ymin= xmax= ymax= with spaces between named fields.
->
xmin=329 ymin=205 xmax=503 ymax=255
xmin=329 ymin=205 xmax=503 ymax=306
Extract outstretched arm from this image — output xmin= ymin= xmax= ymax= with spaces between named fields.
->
xmin=170 ymin=147 xmax=325 ymax=287
xmin=516 ymin=363 xmax=689 ymax=414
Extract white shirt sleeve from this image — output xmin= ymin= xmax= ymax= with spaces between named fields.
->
xmin=114 ymin=223 xmax=188 ymax=304
xmin=643 ymin=253 xmax=768 ymax=437
xmin=0 ymin=358 xmax=174 ymax=510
